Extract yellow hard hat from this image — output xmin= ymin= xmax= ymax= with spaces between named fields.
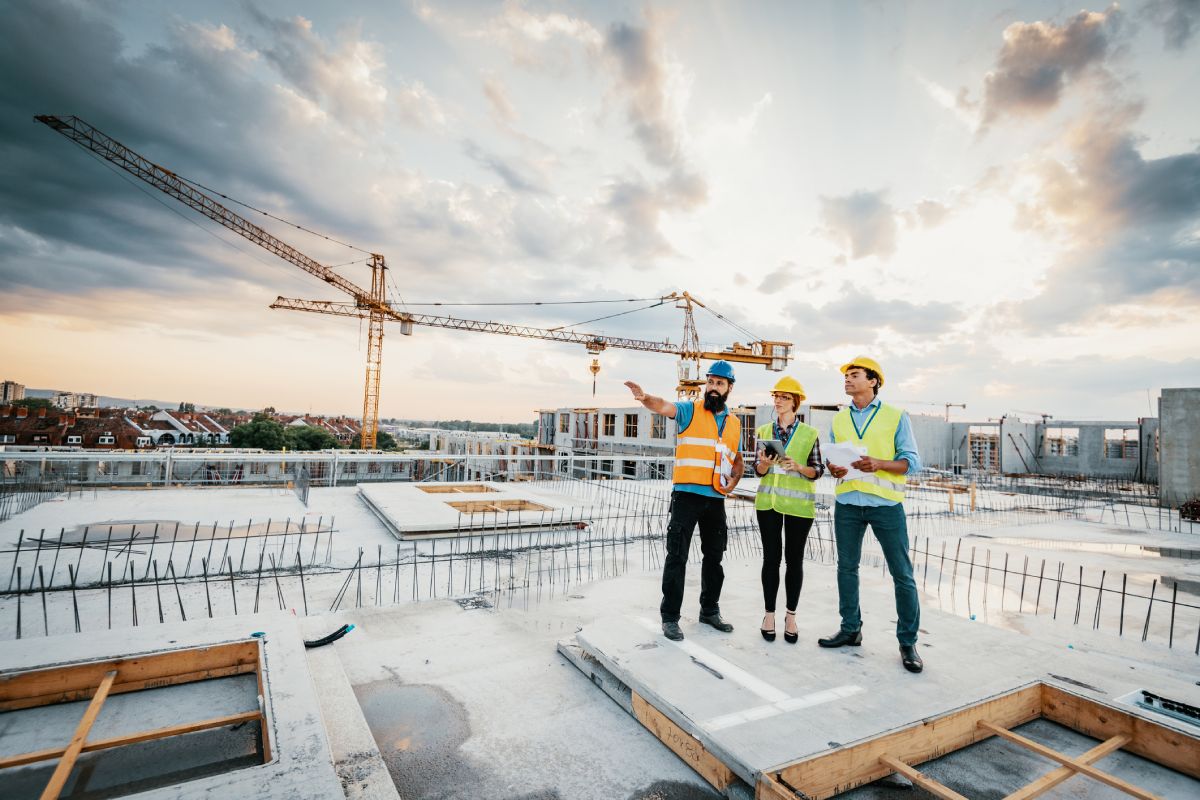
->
xmin=772 ymin=376 xmax=806 ymax=402
xmin=840 ymin=356 xmax=884 ymax=387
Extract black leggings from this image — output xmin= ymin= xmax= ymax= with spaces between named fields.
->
xmin=757 ymin=509 xmax=813 ymax=613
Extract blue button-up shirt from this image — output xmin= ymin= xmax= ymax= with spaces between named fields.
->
xmin=829 ymin=397 xmax=921 ymax=507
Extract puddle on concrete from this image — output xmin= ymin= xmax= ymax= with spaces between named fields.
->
xmin=627 ymin=780 xmax=722 ymax=800
xmin=353 ymin=680 xmax=471 ymax=799
xmin=966 ymin=536 xmax=1200 ymax=560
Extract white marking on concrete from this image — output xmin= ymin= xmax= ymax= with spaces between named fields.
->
xmin=701 ymin=686 xmax=865 ymax=732
xmin=635 ymin=616 xmax=789 ymax=702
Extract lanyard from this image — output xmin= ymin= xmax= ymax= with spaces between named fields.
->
xmin=850 ymin=404 xmax=881 ymax=440
xmin=775 ymin=420 xmax=798 ymax=450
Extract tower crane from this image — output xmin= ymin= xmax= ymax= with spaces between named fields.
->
xmin=35 ymin=115 xmax=792 ymax=446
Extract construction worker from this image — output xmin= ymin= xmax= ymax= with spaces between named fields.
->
xmin=754 ymin=377 xmax=823 ymax=643
xmin=818 ymin=356 xmax=925 ymax=673
xmin=625 ymin=361 xmax=745 ymax=641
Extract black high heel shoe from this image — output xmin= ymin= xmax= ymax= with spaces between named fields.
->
xmin=760 ymin=613 xmax=776 ymax=642
xmin=783 ymin=611 xmax=798 ymax=644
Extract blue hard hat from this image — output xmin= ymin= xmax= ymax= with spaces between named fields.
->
xmin=706 ymin=360 xmax=736 ymax=382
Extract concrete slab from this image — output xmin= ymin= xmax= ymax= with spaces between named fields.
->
xmin=566 ymin=575 xmax=1200 ymax=793
xmin=358 ymin=480 xmax=610 ymax=539
xmin=0 ymin=613 xmax=342 ymax=799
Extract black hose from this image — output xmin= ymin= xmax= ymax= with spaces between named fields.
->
xmin=304 ymin=623 xmax=355 ymax=648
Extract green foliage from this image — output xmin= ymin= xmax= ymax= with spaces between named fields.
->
xmin=229 ymin=418 xmax=287 ymax=450
xmin=284 ymin=425 xmax=341 ymax=451
xmin=350 ymin=430 xmax=397 ymax=450
xmin=10 ymin=398 xmax=54 ymax=411
xmin=178 ymin=402 xmax=196 ymax=413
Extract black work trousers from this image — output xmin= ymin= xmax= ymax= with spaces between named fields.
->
xmin=756 ymin=509 xmax=813 ymax=613
xmin=660 ymin=490 xmax=728 ymax=623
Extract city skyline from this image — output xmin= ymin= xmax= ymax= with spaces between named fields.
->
xmin=1 ymin=1 xmax=1198 ymax=423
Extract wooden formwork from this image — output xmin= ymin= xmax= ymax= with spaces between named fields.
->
xmin=626 ymin=680 xmax=1198 ymax=800
xmin=0 ymin=640 xmax=268 ymax=800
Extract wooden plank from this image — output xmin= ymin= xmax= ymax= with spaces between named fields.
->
xmin=39 ymin=670 xmax=118 ymax=800
xmin=1040 ymin=684 xmax=1200 ymax=780
xmin=979 ymin=721 xmax=1159 ymax=800
xmin=256 ymin=644 xmax=272 ymax=764
xmin=631 ymin=691 xmax=735 ymax=790
xmin=1006 ymin=734 xmax=1130 ymax=800
xmin=878 ymin=754 xmax=970 ymax=800
xmin=0 ymin=641 xmax=259 ymax=711
xmin=0 ymin=710 xmax=262 ymax=769
xmin=768 ymin=683 xmax=1043 ymax=800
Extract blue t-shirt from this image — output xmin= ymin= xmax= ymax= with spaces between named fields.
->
xmin=673 ymin=401 xmax=728 ymax=499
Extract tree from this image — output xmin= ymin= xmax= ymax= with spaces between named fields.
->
xmin=229 ymin=418 xmax=286 ymax=450
xmin=284 ymin=425 xmax=340 ymax=451
xmin=11 ymin=397 xmax=54 ymax=411
xmin=178 ymin=402 xmax=196 ymax=413
xmin=350 ymin=430 xmax=397 ymax=450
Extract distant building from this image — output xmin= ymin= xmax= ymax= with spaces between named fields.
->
xmin=0 ymin=380 xmax=24 ymax=404
xmin=53 ymin=391 xmax=99 ymax=409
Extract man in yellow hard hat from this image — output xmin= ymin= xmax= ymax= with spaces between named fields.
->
xmin=625 ymin=361 xmax=745 ymax=641
xmin=819 ymin=356 xmax=925 ymax=673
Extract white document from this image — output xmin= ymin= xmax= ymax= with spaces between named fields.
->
xmin=824 ymin=442 xmax=868 ymax=479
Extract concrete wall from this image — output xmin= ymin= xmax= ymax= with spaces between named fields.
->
xmin=1032 ymin=420 xmax=1144 ymax=480
xmin=1000 ymin=418 xmax=1039 ymax=474
xmin=1159 ymin=388 xmax=1200 ymax=507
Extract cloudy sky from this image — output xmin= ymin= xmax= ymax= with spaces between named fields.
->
xmin=1 ymin=0 xmax=1197 ymax=423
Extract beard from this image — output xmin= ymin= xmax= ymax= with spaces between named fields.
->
xmin=703 ymin=389 xmax=727 ymax=412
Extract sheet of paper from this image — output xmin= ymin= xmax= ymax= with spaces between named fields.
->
xmin=824 ymin=442 xmax=868 ymax=479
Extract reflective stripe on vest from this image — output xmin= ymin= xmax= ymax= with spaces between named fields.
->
xmin=831 ymin=403 xmax=906 ymax=502
xmin=673 ymin=403 xmax=742 ymax=494
xmin=754 ymin=422 xmax=818 ymax=518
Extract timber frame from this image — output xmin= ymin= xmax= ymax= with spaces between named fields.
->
xmin=628 ymin=681 xmax=1199 ymax=800
xmin=0 ymin=640 xmax=268 ymax=800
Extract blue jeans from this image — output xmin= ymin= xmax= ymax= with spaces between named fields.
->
xmin=834 ymin=502 xmax=920 ymax=646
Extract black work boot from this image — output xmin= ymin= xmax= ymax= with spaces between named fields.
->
xmin=698 ymin=611 xmax=734 ymax=633
xmin=662 ymin=621 xmax=684 ymax=641
xmin=817 ymin=629 xmax=862 ymax=648
xmin=900 ymin=644 xmax=924 ymax=673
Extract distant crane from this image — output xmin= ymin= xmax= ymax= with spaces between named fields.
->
xmin=36 ymin=115 xmax=792 ymax=445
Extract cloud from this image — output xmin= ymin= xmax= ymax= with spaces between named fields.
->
xmin=998 ymin=103 xmax=1200 ymax=329
xmin=915 ymin=200 xmax=951 ymax=228
xmin=482 ymin=75 xmax=517 ymax=125
xmin=781 ymin=288 xmax=967 ymax=351
xmin=756 ymin=262 xmax=798 ymax=293
xmin=462 ymin=139 xmax=547 ymax=193
xmin=1144 ymin=0 xmax=1200 ymax=50
xmin=818 ymin=190 xmax=898 ymax=260
xmin=975 ymin=6 xmax=1122 ymax=126
xmin=245 ymin=10 xmax=398 ymax=125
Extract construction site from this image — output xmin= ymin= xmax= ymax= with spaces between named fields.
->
xmin=2 ymin=114 xmax=1199 ymax=800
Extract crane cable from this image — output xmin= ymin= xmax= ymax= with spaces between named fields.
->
xmin=175 ymin=174 xmax=375 ymax=255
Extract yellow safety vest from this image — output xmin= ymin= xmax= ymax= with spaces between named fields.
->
xmin=832 ymin=402 xmax=906 ymax=502
xmin=673 ymin=402 xmax=742 ymax=495
xmin=754 ymin=422 xmax=817 ymax=518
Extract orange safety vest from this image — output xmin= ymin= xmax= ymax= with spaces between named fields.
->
xmin=672 ymin=402 xmax=742 ymax=495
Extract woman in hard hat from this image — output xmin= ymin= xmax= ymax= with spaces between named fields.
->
xmin=754 ymin=377 xmax=823 ymax=643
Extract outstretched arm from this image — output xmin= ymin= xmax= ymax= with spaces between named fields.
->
xmin=624 ymin=381 xmax=676 ymax=417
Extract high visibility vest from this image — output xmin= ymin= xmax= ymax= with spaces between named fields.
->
xmin=754 ymin=422 xmax=817 ymax=518
xmin=672 ymin=403 xmax=742 ymax=495
xmin=832 ymin=402 xmax=907 ymax=502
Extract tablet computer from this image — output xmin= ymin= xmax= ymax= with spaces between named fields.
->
xmin=758 ymin=439 xmax=785 ymax=458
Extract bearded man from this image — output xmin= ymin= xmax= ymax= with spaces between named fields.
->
xmin=625 ymin=361 xmax=745 ymax=641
